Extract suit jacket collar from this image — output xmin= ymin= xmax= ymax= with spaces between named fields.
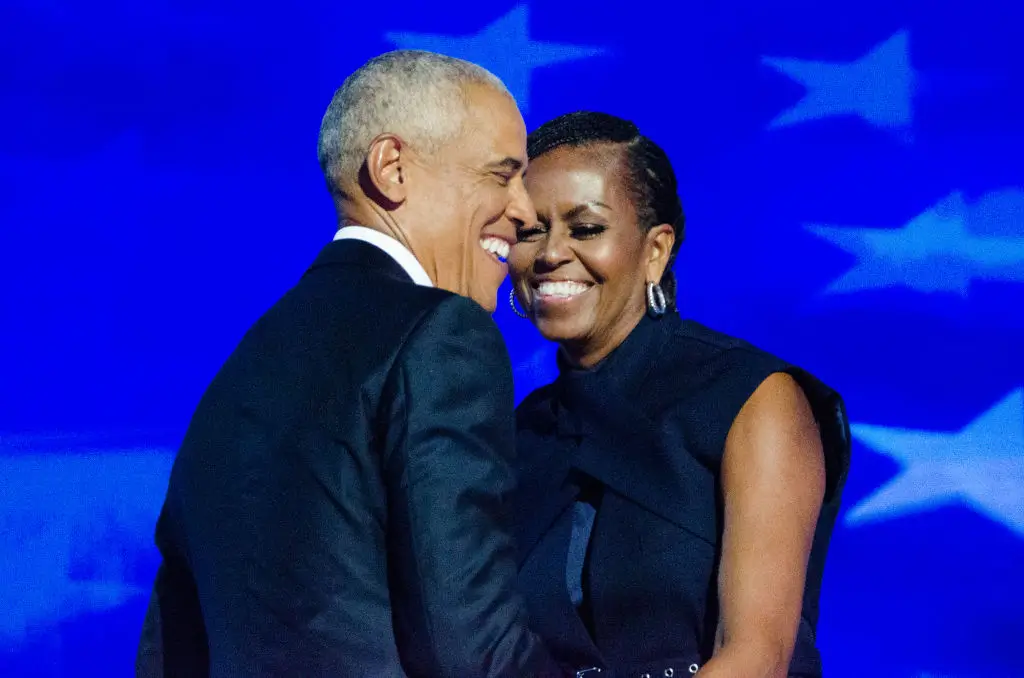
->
xmin=305 ymin=238 xmax=413 ymax=284
xmin=333 ymin=225 xmax=434 ymax=287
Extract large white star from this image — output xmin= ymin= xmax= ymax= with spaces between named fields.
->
xmin=763 ymin=30 xmax=916 ymax=132
xmin=806 ymin=192 xmax=1024 ymax=296
xmin=385 ymin=4 xmax=605 ymax=113
xmin=846 ymin=389 xmax=1024 ymax=538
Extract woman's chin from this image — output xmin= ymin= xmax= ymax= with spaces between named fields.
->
xmin=535 ymin=319 xmax=588 ymax=346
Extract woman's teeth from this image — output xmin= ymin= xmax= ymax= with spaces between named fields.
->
xmin=536 ymin=281 xmax=590 ymax=298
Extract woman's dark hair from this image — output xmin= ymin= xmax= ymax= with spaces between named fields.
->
xmin=526 ymin=111 xmax=685 ymax=310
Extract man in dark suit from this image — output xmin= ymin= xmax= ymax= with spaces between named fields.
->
xmin=136 ymin=50 xmax=562 ymax=678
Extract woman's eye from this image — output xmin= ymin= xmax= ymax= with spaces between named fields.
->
xmin=516 ymin=226 xmax=544 ymax=242
xmin=572 ymin=224 xmax=606 ymax=239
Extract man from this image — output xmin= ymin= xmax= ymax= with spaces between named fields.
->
xmin=137 ymin=50 xmax=562 ymax=677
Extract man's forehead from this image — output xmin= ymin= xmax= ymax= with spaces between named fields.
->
xmin=464 ymin=86 xmax=524 ymax=131
xmin=457 ymin=85 xmax=527 ymax=165
xmin=468 ymin=122 xmax=527 ymax=170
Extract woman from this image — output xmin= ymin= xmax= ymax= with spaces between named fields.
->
xmin=508 ymin=112 xmax=850 ymax=678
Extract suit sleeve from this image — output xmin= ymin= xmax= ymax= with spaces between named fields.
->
xmin=380 ymin=294 xmax=561 ymax=678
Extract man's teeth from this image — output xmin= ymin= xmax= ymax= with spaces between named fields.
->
xmin=536 ymin=281 xmax=590 ymax=298
xmin=480 ymin=237 xmax=510 ymax=263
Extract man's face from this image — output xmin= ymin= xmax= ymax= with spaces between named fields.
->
xmin=403 ymin=84 xmax=535 ymax=311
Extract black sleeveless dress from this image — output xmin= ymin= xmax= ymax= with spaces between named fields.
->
xmin=513 ymin=311 xmax=851 ymax=678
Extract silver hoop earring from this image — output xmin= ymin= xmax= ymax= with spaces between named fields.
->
xmin=646 ymin=281 xmax=667 ymax=317
xmin=509 ymin=289 xmax=528 ymax=319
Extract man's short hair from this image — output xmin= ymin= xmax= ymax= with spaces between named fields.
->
xmin=317 ymin=50 xmax=509 ymax=201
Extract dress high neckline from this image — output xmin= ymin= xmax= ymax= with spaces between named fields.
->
xmin=555 ymin=312 xmax=680 ymax=399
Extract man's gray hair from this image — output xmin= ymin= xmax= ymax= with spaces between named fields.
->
xmin=317 ymin=50 xmax=509 ymax=200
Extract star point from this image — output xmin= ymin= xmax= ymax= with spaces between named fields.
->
xmin=845 ymin=389 xmax=1024 ymax=537
xmin=806 ymin=191 xmax=1024 ymax=296
xmin=763 ymin=30 xmax=916 ymax=132
xmin=385 ymin=4 xmax=605 ymax=113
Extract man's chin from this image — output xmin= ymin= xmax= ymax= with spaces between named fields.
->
xmin=431 ymin=275 xmax=497 ymax=311
xmin=471 ymin=290 xmax=498 ymax=313
xmin=467 ymin=276 xmax=503 ymax=313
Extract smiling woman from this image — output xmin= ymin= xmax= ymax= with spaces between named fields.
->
xmin=507 ymin=111 xmax=851 ymax=678
xmin=510 ymin=116 xmax=682 ymax=367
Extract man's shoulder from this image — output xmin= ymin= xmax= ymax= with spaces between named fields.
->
xmin=222 ymin=264 xmax=463 ymax=380
xmin=406 ymin=291 xmax=500 ymax=336
xmin=395 ymin=292 xmax=508 ymax=371
xmin=385 ymin=292 xmax=514 ymax=412
xmin=284 ymin=258 xmax=454 ymax=330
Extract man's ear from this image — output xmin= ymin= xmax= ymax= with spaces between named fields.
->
xmin=363 ymin=134 xmax=407 ymax=206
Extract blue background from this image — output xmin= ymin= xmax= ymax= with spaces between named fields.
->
xmin=2 ymin=1 xmax=1022 ymax=675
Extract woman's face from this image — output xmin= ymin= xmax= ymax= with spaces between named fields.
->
xmin=510 ymin=143 xmax=673 ymax=366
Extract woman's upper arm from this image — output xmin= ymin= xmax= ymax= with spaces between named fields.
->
xmin=714 ymin=371 xmax=825 ymax=672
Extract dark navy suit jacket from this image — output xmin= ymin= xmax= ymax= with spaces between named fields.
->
xmin=136 ymin=239 xmax=560 ymax=678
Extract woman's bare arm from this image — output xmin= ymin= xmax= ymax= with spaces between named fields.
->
xmin=697 ymin=372 xmax=825 ymax=678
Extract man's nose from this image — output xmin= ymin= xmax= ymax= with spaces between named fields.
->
xmin=506 ymin=180 xmax=537 ymax=227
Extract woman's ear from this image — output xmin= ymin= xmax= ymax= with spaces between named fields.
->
xmin=645 ymin=223 xmax=675 ymax=283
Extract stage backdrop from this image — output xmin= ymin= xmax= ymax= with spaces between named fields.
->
xmin=2 ymin=1 xmax=1022 ymax=675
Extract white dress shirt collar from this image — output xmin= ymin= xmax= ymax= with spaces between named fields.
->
xmin=333 ymin=226 xmax=433 ymax=288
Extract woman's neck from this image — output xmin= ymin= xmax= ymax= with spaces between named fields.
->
xmin=560 ymin=309 xmax=646 ymax=370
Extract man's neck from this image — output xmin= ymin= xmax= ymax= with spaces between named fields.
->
xmin=333 ymin=225 xmax=434 ymax=288
xmin=340 ymin=206 xmax=415 ymax=253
